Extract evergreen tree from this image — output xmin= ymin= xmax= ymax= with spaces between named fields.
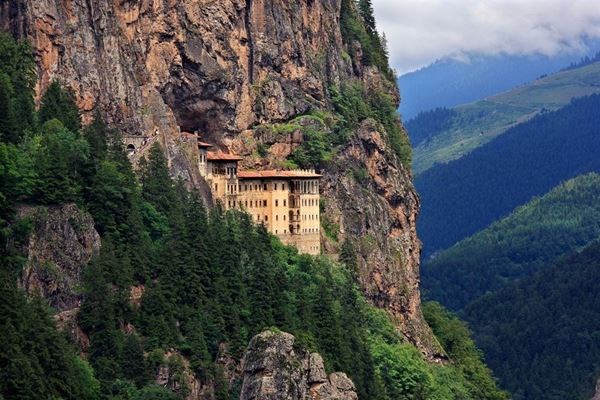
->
xmin=35 ymin=120 xmax=89 ymax=204
xmin=39 ymin=80 xmax=81 ymax=134
xmin=0 ymin=33 xmax=36 ymax=141
xmin=0 ymin=73 xmax=17 ymax=143
xmin=358 ymin=0 xmax=377 ymax=37
xmin=139 ymin=143 xmax=174 ymax=216
xmin=121 ymin=334 xmax=148 ymax=388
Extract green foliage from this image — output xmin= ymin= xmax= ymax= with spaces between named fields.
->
xmin=39 ymin=80 xmax=82 ymax=133
xmin=289 ymin=126 xmax=333 ymax=168
xmin=34 ymin=120 xmax=89 ymax=204
xmin=423 ymin=172 xmax=600 ymax=311
xmin=0 ymin=33 xmax=504 ymax=400
xmin=417 ymin=94 xmax=600 ymax=258
xmin=405 ymin=107 xmax=458 ymax=146
xmin=0 ymin=270 xmax=101 ymax=399
xmin=331 ymin=83 xmax=412 ymax=167
xmin=0 ymin=32 xmax=36 ymax=143
xmin=340 ymin=0 xmax=394 ymax=81
xmin=423 ymin=302 xmax=509 ymax=400
xmin=463 ymin=241 xmax=600 ymax=400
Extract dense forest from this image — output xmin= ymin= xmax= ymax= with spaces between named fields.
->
xmin=416 ymin=94 xmax=600 ymax=257
xmin=0 ymin=33 xmax=506 ymax=400
xmin=405 ymin=107 xmax=457 ymax=146
xmin=463 ymin=241 xmax=600 ymax=400
xmin=422 ymin=173 xmax=600 ymax=310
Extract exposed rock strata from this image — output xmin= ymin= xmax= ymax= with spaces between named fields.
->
xmin=2 ymin=0 xmax=441 ymax=357
xmin=240 ymin=330 xmax=358 ymax=400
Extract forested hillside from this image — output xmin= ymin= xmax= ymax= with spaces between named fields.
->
xmin=410 ymin=62 xmax=600 ymax=175
xmin=416 ymin=94 xmax=600 ymax=257
xmin=463 ymin=241 xmax=600 ymax=400
xmin=0 ymin=33 xmax=507 ymax=400
xmin=422 ymin=173 xmax=600 ymax=310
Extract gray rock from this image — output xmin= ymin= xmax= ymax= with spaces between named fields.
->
xmin=240 ymin=330 xmax=358 ymax=400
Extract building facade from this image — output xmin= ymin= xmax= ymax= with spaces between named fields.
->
xmin=196 ymin=137 xmax=321 ymax=255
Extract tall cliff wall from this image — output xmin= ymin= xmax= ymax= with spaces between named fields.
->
xmin=1 ymin=0 xmax=441 ymax=358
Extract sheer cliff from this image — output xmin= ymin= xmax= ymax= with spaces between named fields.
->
xmin=1 ymin=0 xmax=440 ymax=358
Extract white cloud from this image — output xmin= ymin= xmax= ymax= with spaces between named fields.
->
xmin=373 ymin=0 xmax=600 ymax=74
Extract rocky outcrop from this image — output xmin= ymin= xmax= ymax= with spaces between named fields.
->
xmin=18 ymin=203 xmax=101 ymax=312
xmin=17 ymin=204 xmax=100 ymax=351
xmin=2 ymin=0 xmax=441 ymax=357
xmin=240 ymin=330 xmax=358 ymax=400
xmin=592 ymin=378 xmax=600 ymax=400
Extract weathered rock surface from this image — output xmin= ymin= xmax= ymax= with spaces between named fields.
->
xmin=240 ymin=330 xmax=358 ymax=400
xmin=2 ymin=0 xmax=440 ymax=357
xmin=17 ymin=203 xmax=101 ymax=312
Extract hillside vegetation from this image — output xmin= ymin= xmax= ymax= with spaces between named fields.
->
xmin=416 ymin=94 xmax=600 ymax=257
xmin=0 ymin=33 xmax=507 ymax=400
xmin=422 ymin=173 xmax=600 ymax=310
xmin=463 ymin=241 xmax=600 ymax=400
xmin=410 ymin=62 xmax=600 ymax=175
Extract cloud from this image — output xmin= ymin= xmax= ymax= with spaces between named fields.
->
xmin=373 ymin=0 xmax=600 ymax=74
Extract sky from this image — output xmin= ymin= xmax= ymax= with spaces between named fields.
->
xmin=372 ymin=0 xmax=600 ymax=74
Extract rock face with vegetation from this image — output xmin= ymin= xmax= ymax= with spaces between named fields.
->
xmin=18 ymin=203 xmax=101 ymax=312
xmin=240 ymin=330 xmax=358 ymax=400
xmin=2 ymin=0 xmax=438 ymax=357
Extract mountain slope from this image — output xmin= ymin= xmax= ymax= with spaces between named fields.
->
xmin=398 ymin=52 xmax=583 ymax=120
xmin=462 ymin=241 xmax=600 ymax=400
xmin=411 ymin=61 xmax=600 ymax=175
xmin=1 ymin=0 xmax=439 ymax=355
xmin=422 ymin=173 xmax=600 ymax=310
xmin=416 ymin=94 xmax=600 ymax=258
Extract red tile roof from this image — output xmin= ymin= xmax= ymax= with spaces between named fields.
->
xmin=238 ymin=170 xmax=322 ymax=179
xmin=207 ymin=151 xmax=244 ymax=161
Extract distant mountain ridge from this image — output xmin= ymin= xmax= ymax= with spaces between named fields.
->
xmin=410 ymin=61 xmax=600 ymax=175
xmin=398 ymin=51 xmax=597 ymax=120
xmin=422 ymin=173 xmax=600 ymax=311
xmin=416 ymin=94 xmax=600 ymax=258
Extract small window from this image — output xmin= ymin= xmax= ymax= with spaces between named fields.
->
xmin=276 ymin=215 xmax=279 ymax=221
xmin=263 ymin=200 xmax=267 ymax=207
xmin=264 ymin=184 xmax=267 ymax=190
xmin=275 ymin=200 xmax=279 ymax=207
xmin=283 ymin=199 xmax=287 ymax=207
xmin=274 ymin=183 xmax=278 ymax=190
xmin=265 ymin=215 xmax=268 ymax=221
xmin=282 ymin=183 xmax=286 ymax=190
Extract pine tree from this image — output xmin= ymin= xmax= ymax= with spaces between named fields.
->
xmin=39 ymin=80 xmax=81 ymax=134
xmin=0 ymin=33 xmax=36 ymax=140
xmin=139 ymin=143 xmax=175 ymax=216
xmin=358 ymin=0 xmax=377 ymax=37
xmin=35 ymin=120 xmax=89 ymax=204
xmin=121 ymin=334 xmax=148 ymax=388
xmin=0 ymin=73 xmax=17 ymax=143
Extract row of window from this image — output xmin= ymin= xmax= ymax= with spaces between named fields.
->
xmin=273 ymin=227 xmax=320 ymax=235
xmin=221 ymin=181 xmax=320 ymax=194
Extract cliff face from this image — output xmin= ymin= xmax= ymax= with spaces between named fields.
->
xmin=1 ymin=0 xmax=440 ymax=357
xmin=17 ymin=203 xmax=101 ymax=350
